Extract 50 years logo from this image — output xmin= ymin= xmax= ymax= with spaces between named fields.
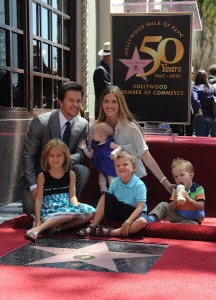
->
xmin=137 ymin=36 xmax=184 ymax=78
xmin=119 ymin=36 xmax=184 ymax=81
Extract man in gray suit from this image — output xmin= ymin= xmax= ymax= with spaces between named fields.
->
xmin=22 ymin=81 xmax=90 ymax=216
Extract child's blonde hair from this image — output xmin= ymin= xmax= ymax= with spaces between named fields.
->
xmin=114 ymin=150 xmax=136 ymax=165
xmin=93 ymin=122 xmax=113 ymax=137
xmin=171 ymin=158 xmax=194 ymax=173
xmin=41 ymin=138 xmax=71 ymax=171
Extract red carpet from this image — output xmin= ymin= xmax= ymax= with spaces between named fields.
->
xmin=13 ymin=215 xmax=216 ymax=242
xmin=1 ymin=251 xmax=216 ymax=300
xmin=142 ymin=220 xmax=216 ymax=242
xmin=1 ymin=219 xmax=216 ymax=299
xmin=0 ymin=219 xmax=30 ymax=257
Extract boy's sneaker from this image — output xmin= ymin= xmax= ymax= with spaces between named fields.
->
xmin=148 ymin=215 xmax=157 ymax=223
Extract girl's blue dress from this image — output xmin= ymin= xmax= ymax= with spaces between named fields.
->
xmin=40 ymin=171 xmax=95 ymax=221
xmin=91 ymin=137 xmax=116 ymax=177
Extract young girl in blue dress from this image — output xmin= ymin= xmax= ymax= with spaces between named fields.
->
xmin=79 ymin=122 xmax=122 ymax=192
xmin=25 ymin=138 xmax=95 ymax=241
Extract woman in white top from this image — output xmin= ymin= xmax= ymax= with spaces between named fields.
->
xmin=90 ymin=85 xmax=173 ymax=193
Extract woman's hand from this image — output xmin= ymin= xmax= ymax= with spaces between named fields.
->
xmin=162 ymin=179 xmax=176 ymax=194
xmin=195 ymin=109 xmax=203 ymax=117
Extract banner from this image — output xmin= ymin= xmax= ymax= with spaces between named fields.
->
xmin=111 ymin=13 xmax=193 ymax=123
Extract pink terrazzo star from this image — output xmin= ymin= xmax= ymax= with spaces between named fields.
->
xmin=29 ymin=241 xmax=154 ymax=272
xmin=118 ymin=46 xmax=153 ymax=81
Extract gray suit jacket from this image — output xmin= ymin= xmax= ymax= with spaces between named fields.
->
xmin=22 ymin=110 xmax=88 ymax=188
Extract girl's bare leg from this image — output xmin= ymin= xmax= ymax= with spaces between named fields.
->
xmin=28 ymin=213 xmax=94 ymax=234
xmin=98 ymin=172 xmax=108 ymax=192
xmin=107 ymin=175 xmax=114 ymax=186
xmin=27 ymin=217 xmax=71 ymax=234
xmin=77 ymin=194 xmax=106 ymax=235
xmin=60 ymin=213 xmax=94 ymax=231
xmin=92 ymin=193 xmax=106 ymax=224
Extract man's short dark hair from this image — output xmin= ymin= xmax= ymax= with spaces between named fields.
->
xmin=209 ymin=64 xmax=216 ymax=76
xmin=58 ymin=81 xmax=84 ymax=101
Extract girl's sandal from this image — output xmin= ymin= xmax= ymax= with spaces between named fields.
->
xmin=25 ymin=230 xmax=39 ymax=242
xmin=76 ymin=227 xmax=90 ymax=237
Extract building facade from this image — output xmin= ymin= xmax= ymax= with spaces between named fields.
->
xmin=0 ymin=0 xmax=110 ymax=204
xmin=0 ymin=0 xmax=215 ymax=205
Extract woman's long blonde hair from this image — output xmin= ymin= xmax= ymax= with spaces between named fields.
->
xmin=95 ymin=86 xmax=141 ymax=129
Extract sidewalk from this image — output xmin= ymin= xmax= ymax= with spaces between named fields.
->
xmin=0 ymin=201 xmax=22 ymax=224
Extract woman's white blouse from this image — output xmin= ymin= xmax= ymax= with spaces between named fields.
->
xmin=89 ymin=121 xmax=149 ymax=178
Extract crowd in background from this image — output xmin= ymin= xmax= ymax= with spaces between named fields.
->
xmin=171 ymin=64 xmax=216 ymax=137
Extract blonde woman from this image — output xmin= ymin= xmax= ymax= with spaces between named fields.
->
xmin=90 ymin=85 xmax=174 ymax=193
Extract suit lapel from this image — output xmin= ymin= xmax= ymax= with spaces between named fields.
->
xmin=48 ymin=110 xmax=61 ymax=139
xmin=69 ymin=116 xmax=80 ymax=148
xmin=47 ymin=113 xmax=81 ymax=148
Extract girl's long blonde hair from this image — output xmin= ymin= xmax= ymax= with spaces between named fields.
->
xmin=41 ymin=138 xmax=71 ymax=171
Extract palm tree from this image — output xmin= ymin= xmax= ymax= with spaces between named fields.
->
xmin=194 ymin=0 xmax=216 ymax=71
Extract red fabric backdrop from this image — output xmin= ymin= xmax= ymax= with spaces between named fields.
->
xmin=144 ymin=135 xmax=216 ymax=217
xmin=81 ymin=135 xmax=216 ymax=217
xmin=14 ymin=135 xmax=216 ymax=242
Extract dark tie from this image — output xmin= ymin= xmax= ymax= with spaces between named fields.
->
xmin=63 ymin=121 xmax=71 ymax=147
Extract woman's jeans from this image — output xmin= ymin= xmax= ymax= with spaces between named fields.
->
xmin=194 ymin=115 xmax=214 ymax=136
